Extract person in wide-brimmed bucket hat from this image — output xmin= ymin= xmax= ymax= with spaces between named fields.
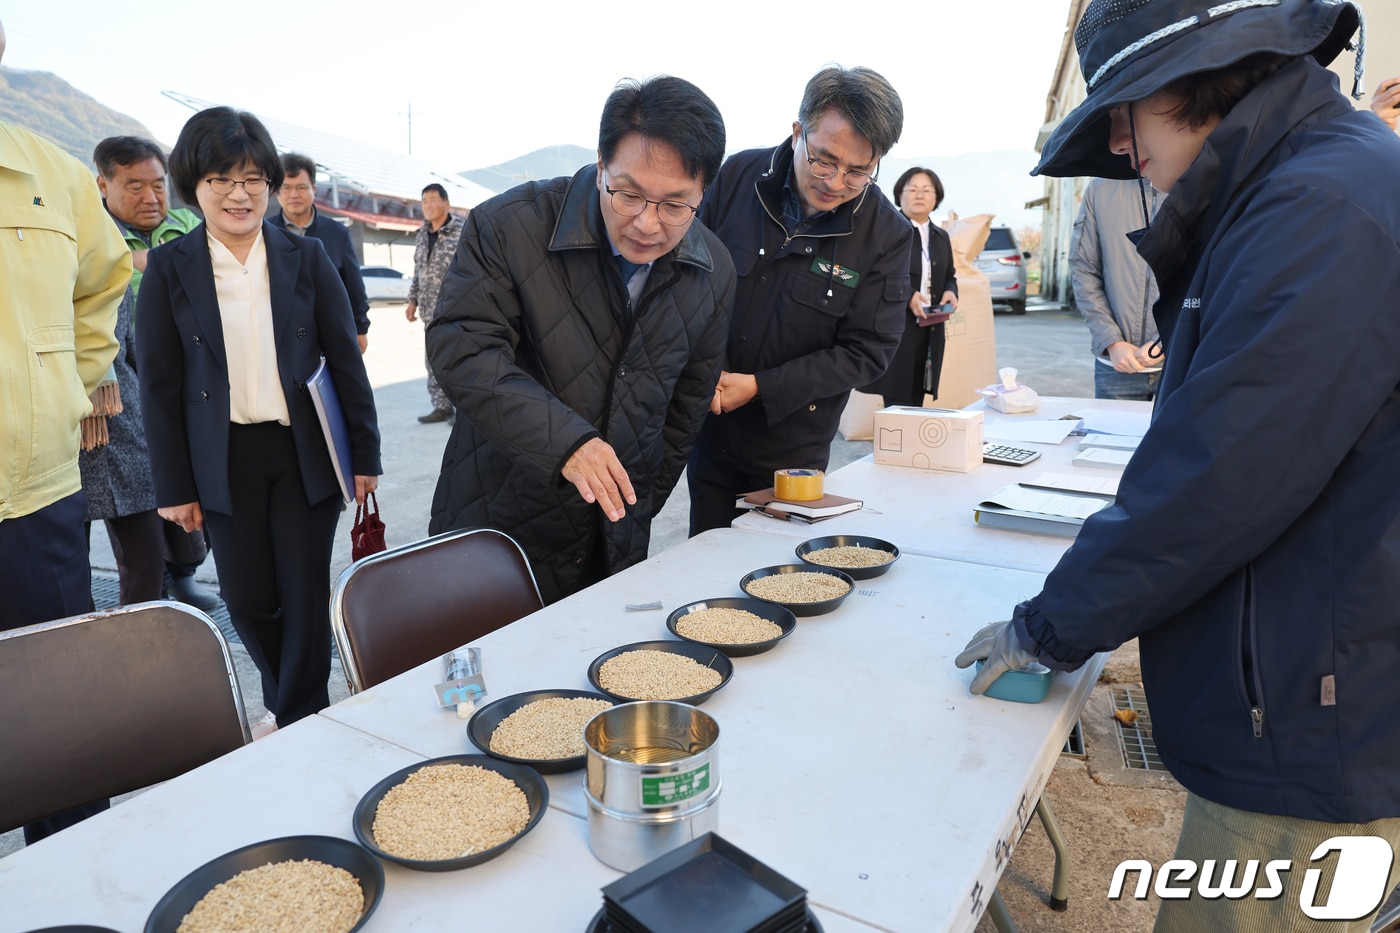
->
xmin=1037 ymin=0 xmax=1362 ymax=180
xmin=958 ymin=2 xmax=1400 ymax=929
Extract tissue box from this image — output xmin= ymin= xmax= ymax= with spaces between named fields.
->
xmin=981 ymin=385 xmax=1041 ymax=413
xmin=872 ymin=407 xmax=984 ymax=472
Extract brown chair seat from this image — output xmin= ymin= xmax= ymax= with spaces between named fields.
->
xmin=330 ymin=528 xmax=544 ymax=693
xmin=0 ymin=602 xmax=250 ymax=835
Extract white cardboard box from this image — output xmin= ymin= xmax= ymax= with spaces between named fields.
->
xmin=872 ymin=407 xmax=984 ymax=473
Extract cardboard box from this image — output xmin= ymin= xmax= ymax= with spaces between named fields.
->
xmin=872 ymin=407 xmax=984 ymax=472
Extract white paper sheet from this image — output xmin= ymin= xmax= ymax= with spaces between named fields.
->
xmin=1079 ymin=410 xmax=1152 ymax=436
xmin=979 ymin=483 xmax=1112 ymax=520
xmin=982 ymin=420 xmax=1079 ymax=445
xmin=1072 ymin=448 xmax=1133 ymax=470
xmin=1021 ymin=471 xmax=1120 ymax=496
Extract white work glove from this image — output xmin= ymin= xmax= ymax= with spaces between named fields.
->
xmin=955 ymin=620 xmax=1039 ymax=695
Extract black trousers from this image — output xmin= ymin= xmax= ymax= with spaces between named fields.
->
xmin=0 ymin=491 xmax=93 ymax=631
xmin=203 ymin=422 xmax=342 ymax=725
xmin=879 ymin=318 xmax=948 ymax=407
xmin=89 ymin=509 xmax=166 ymax=605
xmin=686 ymin=447 xmax=776 ymax=537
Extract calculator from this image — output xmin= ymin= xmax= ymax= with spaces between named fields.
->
xmin=983 ymin=444 xmax=1041 ymax=466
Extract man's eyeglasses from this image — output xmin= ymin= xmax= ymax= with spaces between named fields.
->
xmin=800 ymin=133 xmax=878 ymax=190
xmin=282 ymin=184 xmax=314 ymax=195
xmin=604 ymin=181 xmax=698 ymax=226
xmin=204 ymin=176 xmax=270 ymax=195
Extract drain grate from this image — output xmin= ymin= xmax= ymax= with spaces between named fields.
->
xmin=1113 ymin=685 xmax=1166 ymax=771
xmin=92 ymin=569 xmax=242 ymax=647
xmin=1061 ymin=718 xmax=1086 ymax=758
xmin=91 ymin=570 xmax=343 ymax=659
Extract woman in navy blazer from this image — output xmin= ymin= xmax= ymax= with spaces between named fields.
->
xmin=864 ymin=167 xmax=959 ymax=407
xmin=136 ymin=107 xmax=380 ymax=736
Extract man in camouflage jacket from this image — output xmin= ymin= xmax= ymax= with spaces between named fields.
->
xmin=406 ymin=183 xmax=465 ymax=423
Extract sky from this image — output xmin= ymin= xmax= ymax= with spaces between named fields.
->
xmin=0 ymin=0 xmax=1073 ymax=173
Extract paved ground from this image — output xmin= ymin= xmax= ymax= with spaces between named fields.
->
xmin=31 ymin=299 xmax=1397 ymax=932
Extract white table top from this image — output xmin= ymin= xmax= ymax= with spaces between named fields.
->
xmin=734 ymin=396 xmax=1151 ymax=573
xmin=0 ymin=527 xmax=1102 ymax=933
xmin=0 ymin=713 xmax=873 ymax=933
xmin=318 ymin=527 xmax=1104 ymax=933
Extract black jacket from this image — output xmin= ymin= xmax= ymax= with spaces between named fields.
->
xmin=270 ymin=209 xmax=371 ymax=336
xmin=426 ymin=166 xmax=735 ymax=603
xmin=863 ymin=217 xmax=958 ymax=403
xmin=136 ymin=222 xmax=381 ymax=513
xmin=1019 ymin=59 xmax=1400 ymax=822
xmin=695 ymin=141 xmax=913 ymax=470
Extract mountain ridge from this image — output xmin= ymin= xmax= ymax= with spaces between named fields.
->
xmin=0 ymin=65 xmax=159 ymax=167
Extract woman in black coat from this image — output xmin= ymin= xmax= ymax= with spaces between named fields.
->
xmin=864 ymin=167 xmax=959 ymax=407
xmin=136 ymin=108 xmax=381 ymax=737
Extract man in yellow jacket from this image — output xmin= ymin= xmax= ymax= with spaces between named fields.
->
xmin=0 ymin=17 xmax=130 ymax=638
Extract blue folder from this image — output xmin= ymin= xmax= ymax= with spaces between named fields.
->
xmin=307 ymin=359 xmax=354 ymax=504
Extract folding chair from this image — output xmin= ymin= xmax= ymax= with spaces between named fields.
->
xmin=330 ymin=527 xmax=544 ymax=693
xmin=0 ymin=601 xmax=250 ymax=834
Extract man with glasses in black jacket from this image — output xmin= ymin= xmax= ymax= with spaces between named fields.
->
xmin=687 ymin=65 xmax=914 ymax=534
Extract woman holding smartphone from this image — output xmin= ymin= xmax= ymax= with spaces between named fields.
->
xmin=136 ymin=107 xmax=381 ymax=738
xmin=864 ymin=166 xmax=958 ymax=407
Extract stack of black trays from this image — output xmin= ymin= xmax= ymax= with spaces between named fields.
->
xmin=597 ymin=833 xmax=814 ymax=933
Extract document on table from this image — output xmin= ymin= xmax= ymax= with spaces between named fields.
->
xmin=1079 ymin=410 xmax=1151 ymax=436
xmin=978 ymin=483 xmax=1113 ymax=520
xmin=983 ymin=420 xmax=1079 ymax=445
xmin=1019 ymin=471 xmax=1121 ymax=497
xmin=1072 ymin=447 xmax=1133 ymax=470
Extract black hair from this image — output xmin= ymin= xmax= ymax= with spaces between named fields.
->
xmin=167 ymin=107 xmax=284 ymax=205
xmin=891 ymin=166 xmax=944 ymax=212
xmin=598 ymin=75 xmax=725 ymax=187
xmin=798 ymin=66 xmax=903 ymax=158
xmin=280 ymin=152 xmax=317 ymax=182
xmin=421 ymin=183 xmax=449 ymax=202
xmin=93 ymin=136 xmax=167 ymax=179
xmin=1159 ymin=52 xmax=1293 ymax=129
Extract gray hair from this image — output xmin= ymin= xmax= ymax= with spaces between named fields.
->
xmin=797 ymin=65 xmax=904 ymax=158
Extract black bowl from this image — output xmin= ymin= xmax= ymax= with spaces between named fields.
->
xmin=27 ymin=928 xmax=123 ymax=932
xmin=665 ymin=597 xmax=797 ymax=657
xmin=352 ymin=754 xmax=549 ymax=871
xmin=795 ymin=535 xmax=901 ymax=580
xmin=587 ymin=640 xmax=734 ymax=705
xmin=739 ymin=564 xmax=855 ymax=617
xmin=144 ymin=835 xmax=383 ymax=933
xmin=467 ymin=689 xmax=615 ymax=773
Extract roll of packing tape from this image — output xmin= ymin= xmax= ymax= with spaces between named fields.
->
xmin=774 ymin=468 xmax=824 ymax=501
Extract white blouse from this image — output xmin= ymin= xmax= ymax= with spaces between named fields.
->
xmin=209 ymin=230 xmax=290 ymax=426
xmin=915 ymin=219 xmax=933 ymax=301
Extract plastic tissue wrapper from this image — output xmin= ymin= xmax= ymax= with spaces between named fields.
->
xmin=978 ymin=368 xmax=1040 ymax=413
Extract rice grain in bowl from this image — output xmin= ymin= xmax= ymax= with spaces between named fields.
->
xmin=351 ymin=755 xmax=549 ymax=871
xmin=587 ymin=640 xmax=734 ymax=706
xmin=466 ymin=689 xmax=615 ymax=774
xmin=664 ymin=597 xmax=798 ymax=657
xmin=490 ymin=696 xmax=614 ymax=760
xmin=143 ymin=835 xmax=383 ymax=933
xmin=739 ymin=564 xmax=855 ymax=617
xmin=176 ymin=859 xmax=362 ymax=933
xmin=796 ymin=534 xmax=901 ymax=580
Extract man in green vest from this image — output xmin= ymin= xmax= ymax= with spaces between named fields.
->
xmin=94 ymin=135 xmax=217 ymax=611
